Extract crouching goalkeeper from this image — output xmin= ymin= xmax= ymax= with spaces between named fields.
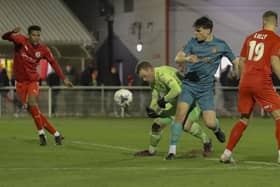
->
xmin=134 ymin=61 xmax=212 ymax=157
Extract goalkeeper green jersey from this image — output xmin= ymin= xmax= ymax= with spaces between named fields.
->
xmin=149 ymin=66 xmax=182 ymax=113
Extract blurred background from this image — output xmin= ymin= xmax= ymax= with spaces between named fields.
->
xmin=0 ymin=0 xmax=279 ymax=118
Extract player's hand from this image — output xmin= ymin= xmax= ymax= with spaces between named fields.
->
xmin=187 ymin=55 xmax=199 ymax=63
xmin=146 ymin=107 xmax=160 ymax=118
xmin=63 ymin=78 xmax=73 ymax=88
xmin=157 ymin=97 xmax=167 ymax=108
xmin=13 ymin=27 xmax=21 ymax=33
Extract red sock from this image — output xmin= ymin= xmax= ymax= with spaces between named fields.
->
xmin=29 ymin=106 xmax=43 ymax=130
xmin=40 ymin=114 xmax=56 ymax=135
xmin=275 ymin=119 xmax=280 ymax=150
xmin=226 ymin=120 xmax=247 ymax=151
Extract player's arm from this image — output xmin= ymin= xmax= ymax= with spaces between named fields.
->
xmin=223 ymin=41 xmax=241 ymax=78
xmin=156 ymin=74 xmax=181 ymax=108
xmin=2 ymin=27 xmax=25 ymax=44
xmin=269 ymin=42 xmax=280 ymax=79
xmin=175 ymin=39 xmax=199 ymax=64
xmin=271 ymin=56 xmax=280 ymax=79
xmin=146 ymin=89 xmax=161 ymax=118
xmin=236 ymin=37 xmax=250 ymax=79
xmin=175 ymin=50 xmax=188 ymax=64
xmin=238 ymin=57 xmax=246 ymax=78
xmin=44 ymin=47 xmax=73 ymax=87
xmin=149 ymin=89 xmax=159 ymax=110
xmin=231 ymin=57 xmax=241 ymax=79
xmin=161 ymin=75 xmax=181 ymax=102
xmin=270 ymin=56 xmax=280 ymax=80
xmin=175 ymin=50 xmax=199 ymax=64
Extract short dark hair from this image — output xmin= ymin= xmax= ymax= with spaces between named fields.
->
xmin=263 ymin=10 xmax=278 ymax=21
xmin=193 ymin=16 xmax=213 ymax=31
xmin=135 ymin=61 xmax=153 ymax=74
xmin=28 ymin=25 xmax=41 ymax=34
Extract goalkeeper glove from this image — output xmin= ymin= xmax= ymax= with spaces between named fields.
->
xmin=157 ymin=97 xmax=168 ymax=108
xmin=146 ymin=107 xmax=160 ymax=118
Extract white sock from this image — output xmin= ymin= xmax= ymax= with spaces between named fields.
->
xmin=149 ymin=145 xmax=156 ymax=154
xmin=168 ymin=145 xmax=176 ymax=155
xmin=38 ymin=130 xmax=45 ymax=135
xmin=54 ymin=131 xmax=60 ymax=136
xmin=278 ymin=150 xmax=280 ymax=156
xmin=224 ymin=149 xmax=232 ymax=157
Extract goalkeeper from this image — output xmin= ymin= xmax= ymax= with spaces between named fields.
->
xmin=134 ymin=61 xmax=212 ymax=157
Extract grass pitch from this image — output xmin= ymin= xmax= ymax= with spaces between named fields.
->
xmin=0 ymin=117 xmax=279 ymax=187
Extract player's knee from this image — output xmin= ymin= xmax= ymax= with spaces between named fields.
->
xmin=152 ymin=123 xmax=162 ymax=132
xmin=27 ymin=98 xmax=35 ymax=105
xmin=175 ymin=112 xmax=187 ymax=123
xmin=271 ymin=109 xmax=280 ymax=120
xmin=183 ymin=120 xmax=192 ymax=132
xmin=204 ymin=119 xmax=216 ymax=128
xmin=240 ymin=113 xmax=250 ymax=120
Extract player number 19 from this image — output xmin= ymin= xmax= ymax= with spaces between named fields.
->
xmin=248 ymin=40 xmax=264 ymax=61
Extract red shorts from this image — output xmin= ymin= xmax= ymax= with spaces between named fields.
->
xmin=238 ymin=85 xmax=280 ymax=114
xmin=16 ymin=81 xmax=39 ymax=104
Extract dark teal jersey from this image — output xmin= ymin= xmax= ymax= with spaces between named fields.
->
xmin=182 ymin=36 xmax=236 ymax=87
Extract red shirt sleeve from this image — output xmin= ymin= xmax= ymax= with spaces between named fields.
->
xmin=44 ymin=47 xmax=65 ymax=80
xmin=2 ymin=31 xmax=25 ymax=45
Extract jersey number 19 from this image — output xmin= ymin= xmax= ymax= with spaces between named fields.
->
xmin=248 ymin=40 xmax=264 ymax=62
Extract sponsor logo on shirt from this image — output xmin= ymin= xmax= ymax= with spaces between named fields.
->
xmin=21 ymin=53 xmax=37 ymax=63
xmin=212 ymin=47 xmax=217 ymax=53
xmin=263 ymin=104 xmax=272 ymax=110
xmin=35 ymin=52 xmax=41 ymax=58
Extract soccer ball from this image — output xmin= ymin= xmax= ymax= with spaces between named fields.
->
xmin=114 ymin=89 xmax=133 ymax=107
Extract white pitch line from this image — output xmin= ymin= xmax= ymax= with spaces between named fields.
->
xmin=0 ymin=166 xmax=280 ymax=171
xmin=103 ymin=166 xmax=280 ymax=171
xmin=0 ymin=167 xmax=93 ymax=171
xmin=19 ymin=138 xmax=280 ymax=168
xmin=71 ymin=140 xmax=138 ymax=152
xmin=72 ymin=141 xmax=280 ymax=167
xmin=244 ymin=160 xmax=280 ymax=167
xmin=206 ymin=158 xmax=280 ymax=167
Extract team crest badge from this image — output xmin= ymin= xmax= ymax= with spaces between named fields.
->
xmin=35 ymin=51 xmax=41 ymax=58
xmin=212 ymin=47 xmax=217 ymax=53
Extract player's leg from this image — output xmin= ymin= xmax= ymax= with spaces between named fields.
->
xmin=27 ymin=95 xmax=47 ymax=146
xmin=27 ymin=82 xmax=63 ymax=145
xmin=16 ymin=82 xmax=46 ymax=145
xmin=220 ymin=114 xmax=251 ymax=163
xmin=165 ymin=102 xmax=190 ymax=160
xmin=165 ymin=84 xmax=195 ymax=160
xmin=149 ymin=118 xmax=168 ymax=154
xmin=183 ymin=105 xmax=212 ymax=157
xmin=220 ymin=87 xmax=253 ymax=163
xmin=166 ymin=99 xmax=193 ymax=160
xmin=199 ymin=89 xmax=225 ymax=143
xmin=135 ymin=118 xmax=168 ymax=156
xmin=271 ymin=109 xmax=280 ymax=164
xmin=259 ymin=87 xmax=280 ymax=163
xmin=40 ymin=114 xmax=64 ymax=145
xmin=202 ymin=111 xmax=226 ymax=142
xmin=271 ymin=109 xmax=280 ymax=163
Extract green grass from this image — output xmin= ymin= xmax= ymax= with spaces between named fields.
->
xmin=0 ymin=117 xmax=279 ymax=187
